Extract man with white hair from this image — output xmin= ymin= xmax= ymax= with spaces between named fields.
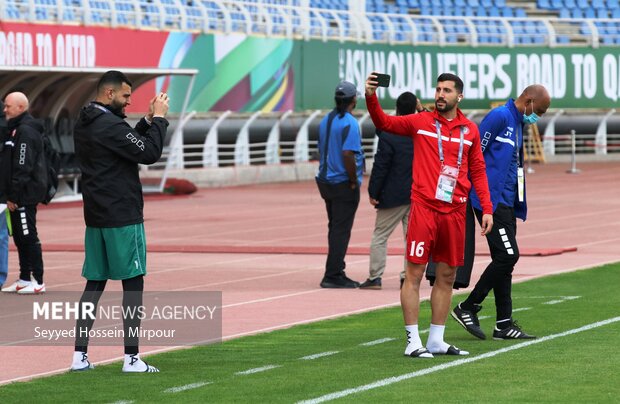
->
xmin=1 ymin=92 xmax=47 ymax=294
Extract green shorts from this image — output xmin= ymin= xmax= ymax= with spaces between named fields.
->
xmin=82 ymin=223 xmax=147 ymax=281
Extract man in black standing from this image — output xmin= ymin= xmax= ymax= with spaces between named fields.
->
xmin=1 ymin=92 xmax=47 ymax=295
xmin=0 ymin=100 xmax=9 ymax=289
xmin=451 ymin=85 xmax=551 ymax=340
xmin=70 ymin=71 xmax=169 ymax=372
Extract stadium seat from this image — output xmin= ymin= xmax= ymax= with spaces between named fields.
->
xmin=596 ymin=8 xmax=609 ymax=18
xmin=557 ymin=35 xmax=571 ymax=43
xmin=576 ymin=0 xmax=589 ymax=8
xmin=564 ymin=0 xmax=577 ymax=8
xmin=571 ymin=8 xmax=584 ymax=18
xmin=502 ymin=7 xmax=514 ymax=17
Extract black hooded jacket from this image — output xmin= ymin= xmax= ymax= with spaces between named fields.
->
xmin=367 ymin=130 xmax=413 ymax=209
xmin=73 ymin=102 xmax=168 ymax=228
xmin=6 ymin=112 xmax=47 ymax=206
xmin=0 ymin=102 xmax=8 ymax=202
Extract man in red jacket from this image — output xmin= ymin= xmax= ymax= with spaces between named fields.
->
xmin=365 ymin=73 xmax=494 ymax=358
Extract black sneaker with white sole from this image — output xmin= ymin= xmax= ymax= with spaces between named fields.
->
xmin=493 ymin=320 xmax=536 ymax=340
xmin=451 ymin=303 xmax=486 ymax=340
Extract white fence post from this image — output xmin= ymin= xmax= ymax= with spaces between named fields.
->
xmin=235 ymin=111 xmax=262 ymax=166
xmin=295 ymin=110 xmax=321 ymax=162
xmin=203 ymin=110 xmax=231 ymax=167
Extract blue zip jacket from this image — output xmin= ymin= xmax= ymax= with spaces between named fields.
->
xmin=470 ymin=99 xmax=527 ymax=221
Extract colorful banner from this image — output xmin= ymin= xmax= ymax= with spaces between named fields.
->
xmin=2 ymin=21 xmax=619 ymax=112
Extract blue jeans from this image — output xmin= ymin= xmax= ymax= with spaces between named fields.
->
xmin=0 ymin=210 xmax=8 ymax=285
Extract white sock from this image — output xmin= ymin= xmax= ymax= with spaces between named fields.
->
xmin=426 ymin=324 xmax=450 ymax=353
xmin=404 ymin=325 xmax=423 ymax=351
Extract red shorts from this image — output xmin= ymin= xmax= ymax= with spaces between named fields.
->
xmin=406 ymin=202 xmax=467 ymax=267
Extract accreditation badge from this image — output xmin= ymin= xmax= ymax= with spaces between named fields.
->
xmin=435 ymin=165 xmax=459 ymax=203
xmin=517 ymin=167 xmax=525 ymax=202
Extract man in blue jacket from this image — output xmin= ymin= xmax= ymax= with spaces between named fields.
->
xmin=360 ymin=92 xmax=422 ymax=289
xmin=452 ymin=85 xmax=550 ymax=340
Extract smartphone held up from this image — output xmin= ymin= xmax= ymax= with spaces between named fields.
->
xmin=373 ymin=73 xmax=391 ymax=87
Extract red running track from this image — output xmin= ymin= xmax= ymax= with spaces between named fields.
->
xmin=0 ymin=161 xmax=619 ymax=384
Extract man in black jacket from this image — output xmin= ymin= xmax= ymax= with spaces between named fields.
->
xmin=360 ymin=92 xmax=421 ymax=289
xmin=1 ymin=92 xmax=47 ymax=295
xmin=0 ymin=101 xmax=11 ymax=289
xmin=70 ymin=70 xmax=169 ymax=373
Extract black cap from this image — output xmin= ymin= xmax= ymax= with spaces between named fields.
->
xmin=335 ymin=81 xmax=359 ymax=98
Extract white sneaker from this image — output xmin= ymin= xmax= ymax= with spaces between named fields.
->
xmin=17 ymin=282 xmax=46 ymax=294
xmin=122 ymin=354 xmax=159 ymax=373
xmin=70 ymin=352 xmax=94 ymax=371
xmin=2 ymin=279 xmax=31 ymax=293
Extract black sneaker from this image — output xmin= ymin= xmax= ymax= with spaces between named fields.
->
xmin=451 ymin=303 xmax=486 ymax=340
xmin=320 ymin=274 xmax=360 ymax=289
xmin=359 ymin=278 xmax=382 ymax=289
xmin=493 ymin=320 xmax=536 ymax=340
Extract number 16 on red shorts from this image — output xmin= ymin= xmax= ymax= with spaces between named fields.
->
xmin=406 ymin=202 xmax=467 ymax=267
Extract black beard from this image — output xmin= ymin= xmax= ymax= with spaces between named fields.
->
xmin=106 ymin=103 xmax=126 ymax=118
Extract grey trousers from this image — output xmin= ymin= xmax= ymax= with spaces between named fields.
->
xmin=368 ymin=204 xmax=410 ymax=280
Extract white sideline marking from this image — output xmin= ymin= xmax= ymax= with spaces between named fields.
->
xmin=163 ymin=382 xmax=211 ymax=393
xmin=359 ymin=338 xmax=396 ymax=346
xmin=297 ymin=316 xmax=620 ymax=404
xmin=544 ymin=296 xmax=581 ymax=305
xmin=236 ymin=365 xmax=281 ymax=375
xmin=300 ymin=351 xmax=339 ymax=360
xmin=109 ymin=401 xmax=134 ymax=404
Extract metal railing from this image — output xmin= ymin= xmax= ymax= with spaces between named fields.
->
xmin=1 ymin=0 xmax=617 ymax=48
xmin=136 ymin=108 xmax=620 ymax=171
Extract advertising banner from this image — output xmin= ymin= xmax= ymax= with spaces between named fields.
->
xmin=295 ymin=40 xmax=620 ymax=110
xmin=2 ymin=21 xmax=619 ymax=112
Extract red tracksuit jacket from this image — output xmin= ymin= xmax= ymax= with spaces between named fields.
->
xmin=366 ymin=94 xmax=493 ymax=215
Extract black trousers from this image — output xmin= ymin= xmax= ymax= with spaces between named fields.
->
xmin=316 ymin=180 xmax=360 ymax=279
xmin=10 ymin=205 xmax=44 ymax=284
xmin=465 ymin=203 xmax=520 ymax=321
xmin=75 ymin=276 xmax=144 ymax=355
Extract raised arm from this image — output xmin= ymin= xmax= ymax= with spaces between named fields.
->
xmin=365 ymin=73 xmax=415 ymax=137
